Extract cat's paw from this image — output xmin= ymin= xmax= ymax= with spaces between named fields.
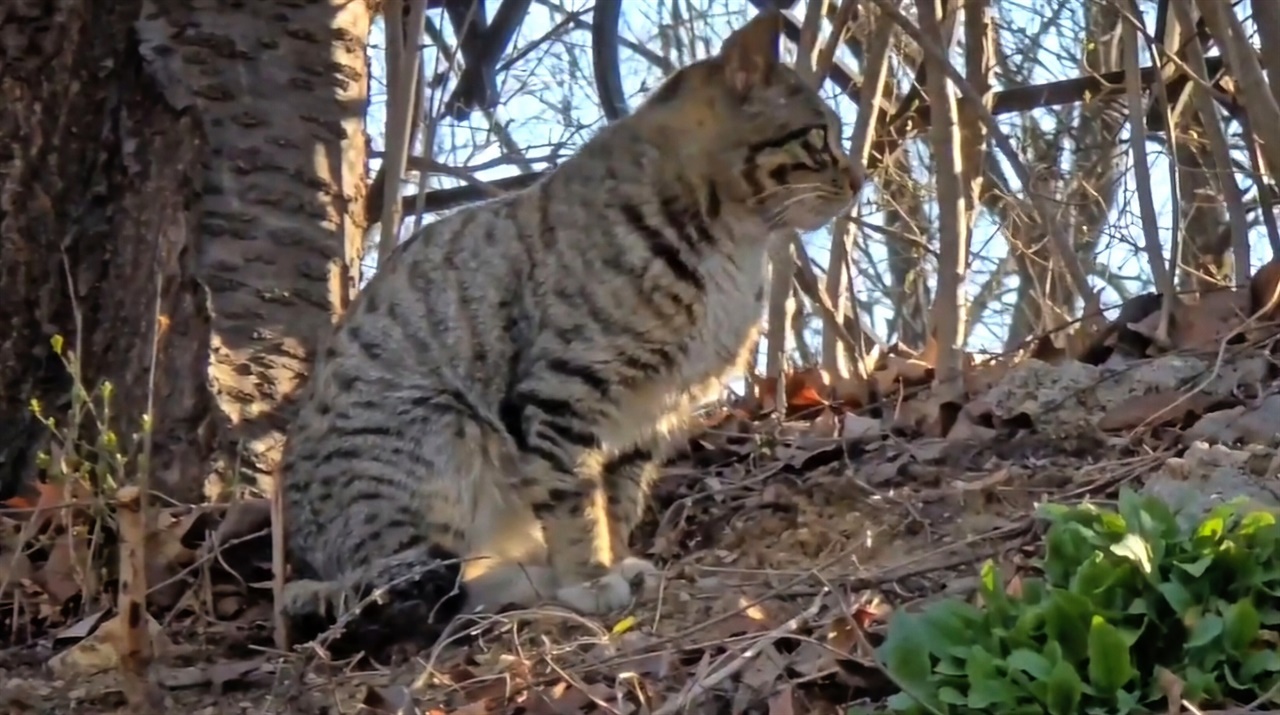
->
xmin=553 ymin=557 xmax=660 ymax=615
xmin=280 ymin=578 xmax=353 ymax=647
xmin=280 ymin=578 xmax=344 ymax=619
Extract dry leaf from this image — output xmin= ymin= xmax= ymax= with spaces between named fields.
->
xmin=964 ymin=356 xmax=1013 ymax=396
xmin=155 ymin=658 xmax=267 ymax=690
xmin=53 ymin=608 xmax=109 ymax=644
xmin=1096 ymin=391 xmax=1218 ymax=432
xmin=830 ymin=372 xmax=870 ymax=409
xmin=755 ymin=367 xmax=838 ymax=416
xmin=1066 ymin=289 xmax=1112 ymax=359
xmin=0 ymin=525 xmax=33 ymax=595
xmin=47 ymin=610 xmax=173 ymax=678
xmin=214 ymin=499 xmax=272 ymax=544
xmin=360 ymin=684 xmax=419 ymax=714
xmin=872 ymin=354 xmax=932 ymax=395
xmin=1172 ymin=290 xmax=1251 ymax=350
xmin=35 ymin=530 xmax=93 ymax=605
xmin=767 ymin=685 xmax=797 ymax=715
xmin=1250 ymin=257 xmax=1280 ymax=323
xmin=145 ymin=509 xmax=200 ymax=609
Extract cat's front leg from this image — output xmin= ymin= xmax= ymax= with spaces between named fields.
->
xmin=601 ymin=443 xmax=663 ymax=559
xmin=517 ymin=451 xmax=658 ymax=615
xmin=502 ymin=372 xmax=658 ymax=615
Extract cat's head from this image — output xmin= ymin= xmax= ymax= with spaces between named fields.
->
xmin=641 ymin=9 xmax=863 ymax=232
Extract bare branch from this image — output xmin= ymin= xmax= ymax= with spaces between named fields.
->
xmin=1171 ymin=0 xmax=1251 ymax=285
xmin=377 ymin=0 xmax=429 ymax=264
xmin=871 ymin=0 xmax=1094 ymax=304
xmin=916 ymin=0 xmax=968 ymax=395
xmin=1195 ymin=0 xmax=1280 ymax=177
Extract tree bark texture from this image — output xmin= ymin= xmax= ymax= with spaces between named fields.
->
xmin=0 ymin=0 xmax=370 ymax=502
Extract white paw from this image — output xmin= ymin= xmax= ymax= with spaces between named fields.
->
xmin=554 ymin=557 xmax=660 ymax=615
xmin=617 ymin=556 xmax=660 ymax=586
xmin=281 ymin=578 xmax=344 ymax=618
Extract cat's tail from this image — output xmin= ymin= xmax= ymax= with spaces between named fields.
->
xmin=280 ymin=544 xmax=468 ymax=657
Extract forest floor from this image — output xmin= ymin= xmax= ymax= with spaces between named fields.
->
xmin=4 ymin=284 xmax=1280 ymax=714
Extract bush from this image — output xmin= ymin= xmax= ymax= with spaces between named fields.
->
xmin=876 ymin=489 xmax=1280 ymax=714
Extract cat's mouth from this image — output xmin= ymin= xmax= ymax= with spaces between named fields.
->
xmin=777 ymin=193 xmax=855 ymax=232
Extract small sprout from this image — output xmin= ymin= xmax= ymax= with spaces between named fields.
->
xmin=29 ymin=398 xmax=42 ymax=418
xmin=50 ymin=334 xmax=64 ymax=355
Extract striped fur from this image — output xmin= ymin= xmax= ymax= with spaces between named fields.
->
xmin=280 ymin=8 xmax=863 ymax=654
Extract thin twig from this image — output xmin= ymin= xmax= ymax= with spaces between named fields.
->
xmin=652 ymin=589 xmax=828 ymax=715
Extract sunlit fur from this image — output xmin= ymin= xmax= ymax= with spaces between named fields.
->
xmin=279 ymin=8 xmax=863 ymax=655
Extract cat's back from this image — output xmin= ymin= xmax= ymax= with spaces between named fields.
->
xmin=310 ymin=195 xmax=532 ymax=390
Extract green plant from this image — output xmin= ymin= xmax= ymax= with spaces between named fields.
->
xmin=13 ymin=334 xmax=152 ymax=611
xmin=876 ymin=489 xmax=1280 ymax=714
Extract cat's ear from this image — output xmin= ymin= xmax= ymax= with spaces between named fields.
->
xmin=720 ymin=8 xmax=783 ymax=95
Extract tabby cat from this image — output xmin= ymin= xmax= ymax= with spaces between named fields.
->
xmin=280 ymin=7 xmax=862 ymax=653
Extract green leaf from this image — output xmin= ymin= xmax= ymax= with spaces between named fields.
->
xmin=1087 ymin=616 xmax=1134 ymax=694
xmin=1181 ymin=665 xmax=1219 ymax=701
xmin=1117 ymin=488 xmax=1174 ymax=558
xmin=1241 ymin=648 xmax=1280 ymax=681
xmin=1113 ymin=688 xmax=1142 ymax=714
xmin=1045 ymin=660 xmax=1084 ymax=715
xmin=1224 ymin=660 xmax=1251 ymax=690
xmin=1070 ymin=556 xmax=1113 ymax=598
xmin=886 ymin=692 xmax=926 ymax=713
xmin=944 ymin=644 xmax=974 ymax=660
xmin=1037 ymin=502 xmax=1073 ymax=522
xmin=920 ymin=599 xmax=984 ymax=656
xmin=1239 ymin=510 xmax=1277 ymax=535
xmin=1045 ymin=523 xmax=1090 ymax=586
xmin=1043 ymin=640 xmax=1065 ymax=666
xmin=1044 ymin=590 xmax=1092 ymax=662
xmin=1195 ymin=515 xmax=1227 ymax=546
xmin=979 ymin=560 xmax=1012 ymax=615
xmin=1137 ymin=493 xmax=1179 ymax=541
xmin=1173 ymin=554 xmax=1214 ymax=578
xmin=1096 ymin=511 xmax=1129 ymax=538
xmin=937 ymin=686 xmax=966 ymax=705
xmin=878 ymin=612 xmax=938 ymax=698
xmin=1011 ymin=605 xmax=1047 ymax=647
xmin=933 ymin=657 xmax=965 ymax=677
xmin=1223 ymin=598 xmax=1262 ymax=655
xmin=1186 ymin=612 xmax=1224 ymax=649
xmin=964 ymin=645 xmax=1000 ymax=681
xmin=966 ymin=674 xmax=1023 ymax=710
xmin=1019 ymin=577 xmax=1048 ymax=605
xmin=1007 ymin=649 xmax=1053 ymax=680
xmin=1108 ymin=533 xmax=1154 ymax=575
xmin=1157 ymin=579 xmax=1194 ymax=613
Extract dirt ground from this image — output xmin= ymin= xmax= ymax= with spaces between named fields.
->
xmin=0 ymin=416 xmax=1171 ymax=714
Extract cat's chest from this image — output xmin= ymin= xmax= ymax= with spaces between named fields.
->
xmin=682 ymin=249 xmax=768 ymax=381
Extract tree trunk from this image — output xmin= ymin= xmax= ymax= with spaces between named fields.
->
xmin=1173 ymin=119 xmax=1231 ymax=291
xmin=0 ymin=0 xmax=370 ymax=503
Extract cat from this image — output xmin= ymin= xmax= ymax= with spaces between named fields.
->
xmin=279 ymin=7 xmax=862 ymax=654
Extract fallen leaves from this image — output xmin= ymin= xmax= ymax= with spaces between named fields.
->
xmin=47 ymin=609 xmax=174 ymax=678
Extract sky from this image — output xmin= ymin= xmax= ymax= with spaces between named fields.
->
xmin=361 ymin=0 xmax=1271 ymax=356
